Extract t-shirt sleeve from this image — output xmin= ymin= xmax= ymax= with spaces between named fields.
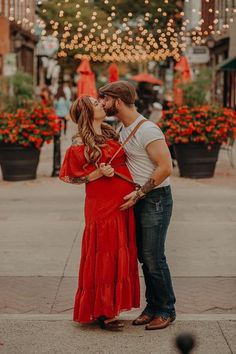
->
xmin=139 ymin=123 xmax=165 ymax=148
xmin=59 ymin=145 xmax=95 ymax=184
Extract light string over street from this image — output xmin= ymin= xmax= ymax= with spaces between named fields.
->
xmin=24 ymin=1 xmax=236 ymax=62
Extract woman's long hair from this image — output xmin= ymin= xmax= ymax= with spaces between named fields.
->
xmin=70 ymin=96 xmax=119 ymax=167
xmin=55 ymin=85 xmax=66 ymax=100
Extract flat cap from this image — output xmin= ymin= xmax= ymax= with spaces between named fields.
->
xmin=99 ymin=81 xmax=137 ymax=104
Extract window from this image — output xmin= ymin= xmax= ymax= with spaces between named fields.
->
xmin=5 ymin=0 xmax=9 ymax=17
xmin=14 ymin=0 xmax=18 ymax=20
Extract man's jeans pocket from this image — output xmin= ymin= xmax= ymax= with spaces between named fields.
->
xmin=140 ymin=198 xmax=164 ymax=227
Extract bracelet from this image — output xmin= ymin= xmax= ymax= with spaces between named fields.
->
xmin=81 ymin=176 xmax=89 ymax=183
xmin=136 ymin=188 xmax=146 ymax=200
xmin=140 ymin=178 xmax=156 ymax=194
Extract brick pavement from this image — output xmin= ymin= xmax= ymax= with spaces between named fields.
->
xmin=0 ymin=276 xmax=235 ymax=315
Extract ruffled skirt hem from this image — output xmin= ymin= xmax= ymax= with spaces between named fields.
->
xmin=73 ymin=207 xmax=140 ymax=323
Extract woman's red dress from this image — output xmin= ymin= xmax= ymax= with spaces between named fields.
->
xmin=59 ymin=139 xmax=140 ymax=323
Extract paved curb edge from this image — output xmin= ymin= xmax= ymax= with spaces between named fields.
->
xmin=0 ymin=314 xmax=235 ymax=321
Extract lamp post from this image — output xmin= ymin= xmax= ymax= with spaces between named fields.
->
xmin=51 ymin=121 xmax=62 ymax=177
xmin=205 ymin=35 xmax=215 ymax=50
xmin=35 ymin=35 xmax=61 ymax=177
xmin=206 ymin=35 xmax=216 ymax=102
xmin=13 ymin=33 xmax=23 ymax=71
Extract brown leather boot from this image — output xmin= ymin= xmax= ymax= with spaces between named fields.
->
xmin=132 ymin=313 xmax=154 ymax=326
xmin=145 ymin=316 xmax=173 ymax=330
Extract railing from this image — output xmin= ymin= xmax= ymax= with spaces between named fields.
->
xmin=221 ymin=137 xmax=235 ymax=168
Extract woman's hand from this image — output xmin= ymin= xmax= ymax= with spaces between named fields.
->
xmin=99 ymin=163 xmax=114 ymax=177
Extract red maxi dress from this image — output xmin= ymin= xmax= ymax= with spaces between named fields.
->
xmin=59 ymin=139 xmax=140 ymax=323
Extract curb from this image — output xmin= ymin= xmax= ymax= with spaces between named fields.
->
xmin=0 ymin=314 xmax=235 ymax=321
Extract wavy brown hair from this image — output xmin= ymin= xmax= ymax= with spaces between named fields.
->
xmin=70 ymin=96 xmax=119 ymax=167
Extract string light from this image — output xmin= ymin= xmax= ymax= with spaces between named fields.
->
xmin=33 ymin=0 xmax=236 ymax=63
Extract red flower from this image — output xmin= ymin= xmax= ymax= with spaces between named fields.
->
xmin=158 ymin=105 xmax=236 ymax=145
xmin=0 ymin=104 xmax=61 ymax=149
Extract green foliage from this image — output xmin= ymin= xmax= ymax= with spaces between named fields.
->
xmin=38 ymin=0 xmax=183 ymax=64
xmin=0 ymin=72 xmax=34 ymax=113
xmin=97 ymin=0 xmax=181 ymax=30
xmin=180 ymin=68 xmax=213 ymax=107
xmin=39 ymin=1 xmax=109 ymax=41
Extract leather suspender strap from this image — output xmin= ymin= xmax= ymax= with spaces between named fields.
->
xmin=113 ymin=171 xmax=135 ymax=185
xmin=108 ymin=119 xmax=147 ymax=185
xmin=108 ymin=119 xmax=147 ymax=165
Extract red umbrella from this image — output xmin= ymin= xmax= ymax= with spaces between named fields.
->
xmin=108 ymin=63 xmax=119 ymax=82
xmin=174 ymin=56 xmax=192 ymax=106
xmin=76 ymin=59 xmax=97 ymax=98
xmin=131 ymin=73 xmax=163 ymax=85
xmin=174 ymin=56 xmax=192 ymax=82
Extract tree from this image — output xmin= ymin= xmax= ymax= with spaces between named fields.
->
xmin=0 ymin=72 xmax=34 ymax=112
xmin=38 ymin=0 xmax=184 ymax=64
xmin=180 ymin=68 xmax=213 ymax=107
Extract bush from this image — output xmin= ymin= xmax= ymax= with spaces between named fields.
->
xmin=158 ymin=105 xmax=236 ymax=145
xmin=0 ymin=104 xmax=61 ymax=149
xmin=179 ymin=68 xmax=212 ymax=107
xmin=0 ymin=72 xmax=34 ymax=112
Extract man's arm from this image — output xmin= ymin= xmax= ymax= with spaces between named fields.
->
xmin=141 ymin=139 xmax=173 ymax=193
xmin=120 ymin=139 xmax=172 ymax=210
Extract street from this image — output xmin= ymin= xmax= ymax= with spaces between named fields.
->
xmin=0 ymin=123 xmax=235 ymax=354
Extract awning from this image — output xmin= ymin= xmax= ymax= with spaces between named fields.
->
xmin=217 ymin=57 xmax=236 ymax=71
xmin=130 ymin=73 xmax=163 ymax=85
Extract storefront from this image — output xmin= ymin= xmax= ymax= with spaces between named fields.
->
xmin=218 ymin=57 xmax=236 ymax=109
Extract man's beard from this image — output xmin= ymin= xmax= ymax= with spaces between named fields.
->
xmin=105 ymin=102 xmax=119 ymax=117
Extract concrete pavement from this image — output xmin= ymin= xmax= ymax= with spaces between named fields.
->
xmin=0 ymin=122 xmax=235 ymax=353
xmin=0 ymin=315 xmax=235 ymax=354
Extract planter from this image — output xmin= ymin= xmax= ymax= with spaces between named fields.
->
xmin=0 ymin=143 xmax=40 ymax=181
xmin=173 ymin=143 xmax=220 ymax=178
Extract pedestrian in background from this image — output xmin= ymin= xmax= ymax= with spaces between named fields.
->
xmin=54 ymin=85 xmax=71 ymax=135
xmin=63 ymin=81 xmax=72 ymax=101
xmin=40 ymin=86 xmax=53 ymax=107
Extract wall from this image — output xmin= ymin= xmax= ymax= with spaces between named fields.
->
xmin=0 ymin=15 xmax=10 ymax=54
xmin=229 ymin=21 xmax=236 ymax=57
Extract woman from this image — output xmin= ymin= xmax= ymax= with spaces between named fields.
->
xmin=54 ymin=85 xmax=71 ymax=135
xmin=40 ymin=86 xmax=52 ymax=107
xmin=59 ymin=96 xmax=140 ymax=330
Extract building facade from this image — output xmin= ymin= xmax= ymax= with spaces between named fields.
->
xmin=184 ymin=0 xmax=236 ymax=108
xmin=201 ymin=0 xmax=236 ymax=108
xmin=0 ymin=0 xmax=37 ymax=75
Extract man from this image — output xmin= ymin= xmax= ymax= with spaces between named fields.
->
xmin=99 ymin=81 xmax=176 ymax=330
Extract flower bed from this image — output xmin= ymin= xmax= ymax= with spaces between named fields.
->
xmin=0 ymin=105 xmax=61 ymax=149
xmin=158 ymin=105 xmax=236 ymax=146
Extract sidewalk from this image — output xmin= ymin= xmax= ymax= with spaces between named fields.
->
xmin=0 ymin=123 xmax=235 ymax=354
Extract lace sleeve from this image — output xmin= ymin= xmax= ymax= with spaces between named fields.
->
xmin=60 ymin=175 xmax=88 ymax=184
xmin=59 ymin=145 xmax=94 ymax=184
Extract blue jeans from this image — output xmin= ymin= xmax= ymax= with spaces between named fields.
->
xmin=134 ymin=185 xmax=176 ymax=318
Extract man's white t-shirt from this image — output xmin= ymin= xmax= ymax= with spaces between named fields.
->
xmin=119 ymin=115 xmax=170 ymax=188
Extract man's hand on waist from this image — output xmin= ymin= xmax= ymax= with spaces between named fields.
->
xmin=120 ymin=188 xmax=146 ymax=211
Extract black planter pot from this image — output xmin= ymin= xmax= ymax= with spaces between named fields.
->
xmin=0 ymin=143 xmax=40 ymax=181
xmin=173 ymin=143 xmax=221 ymax=179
